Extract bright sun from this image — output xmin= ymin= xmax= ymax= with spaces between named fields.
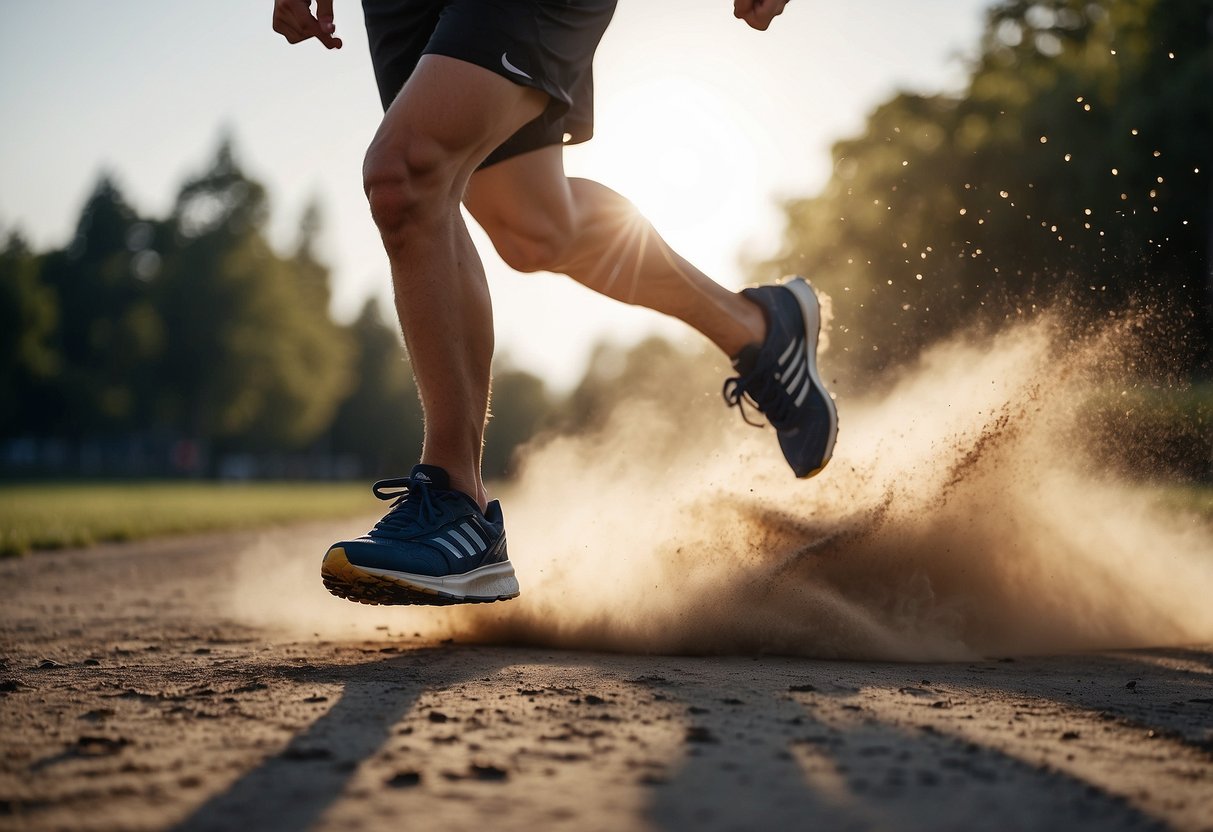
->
xmin=565 ymin=75 xmax=770 ymax=281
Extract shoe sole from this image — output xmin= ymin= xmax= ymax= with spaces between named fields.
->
xmin=785 ymin=277 xmax=839 ymax=478
xmin=321 ymin=547 xmax=520 ymax=606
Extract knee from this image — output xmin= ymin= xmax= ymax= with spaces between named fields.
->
xmin=487 ymin=210 xmax=577 ymax=274
xmin=362 ymin=132 xmax=457 ymax=236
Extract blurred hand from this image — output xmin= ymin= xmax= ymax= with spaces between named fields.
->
xmin=733 ymin=0 xmax=789 ymax=31
xmin=273 ymin=0 xmax=342 ymax=49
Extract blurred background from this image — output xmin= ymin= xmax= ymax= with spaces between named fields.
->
xmin=1 ymin=0 xmax=1209 ymax=537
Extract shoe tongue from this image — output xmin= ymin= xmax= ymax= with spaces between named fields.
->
xmin=732 ymin=343 xmax=761 ymax=375
xmin=409 ymin=464 xmax=450 ymax=490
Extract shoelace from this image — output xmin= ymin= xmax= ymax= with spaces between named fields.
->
xmin=722 ymin=364 xmax=796 ymax=429
xmin=368 ymin=474 xmax=446 ymax=539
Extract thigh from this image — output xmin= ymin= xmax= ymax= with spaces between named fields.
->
xmin=366 ymin=54 xmax=550 ymax=186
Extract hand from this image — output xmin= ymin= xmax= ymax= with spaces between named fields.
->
xmin=733 ymin=0 xmax=788 ymax=31
xmin=273 ymin=0 xmax=342 ymax=49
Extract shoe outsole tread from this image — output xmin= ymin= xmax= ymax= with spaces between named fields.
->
xmin=320 ymin=548 xmax=518 ymax=607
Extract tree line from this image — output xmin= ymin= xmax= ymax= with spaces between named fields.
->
xmin=3 ymin=0 xmax=1208 ymax=480
xmin=761 ymin=0 xmax=1211 ymax=383
xmin=0 ymin=140 xmax=550 ymax=480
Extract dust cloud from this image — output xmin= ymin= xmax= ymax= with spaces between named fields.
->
xmin=447 ymin=310 xmax=1212 ymax=660
xmin=231 ymin=311 xmax=1213 ymax=660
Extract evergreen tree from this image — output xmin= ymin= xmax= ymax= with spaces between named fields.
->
xmin=329 ymin=298 xmax=423 ymax=477
xmin=155 ymin=139 xmax=353 ymax=452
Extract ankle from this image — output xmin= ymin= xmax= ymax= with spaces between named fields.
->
xmin=424 ymin=460 xmax=487 ymax=511
xmin=724 ymin=293 xmax=768 ymax=360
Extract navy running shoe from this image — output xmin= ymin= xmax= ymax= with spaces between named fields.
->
xmin=723 ymin=277 xmax=838 ymax=478
xmin=321 ymin=465 xmax=519 ymax=606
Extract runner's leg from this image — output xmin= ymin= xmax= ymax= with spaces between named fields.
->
xmin=464 ymin=146 xmax=767 ymax=358
xmin=363 ymin=55 xmax=547 ymax=508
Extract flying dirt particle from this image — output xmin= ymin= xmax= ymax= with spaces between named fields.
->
xmin=1125 ymin=680 xmax=1137 ymax=690
xmin=788 ymin=684 xmax=817 ymax=692
xmin=385 ymin=771 xmax=422 ymax=788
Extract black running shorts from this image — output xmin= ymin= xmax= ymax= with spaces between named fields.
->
xmin=362 ymin=0 xmax=618 ymax=167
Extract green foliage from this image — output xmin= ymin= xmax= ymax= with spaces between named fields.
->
xmin=0 ymin=135 xmax=561 ymax=481
xmin=0 ymin=233 xmax=58 ymax=434
xmin=765 ymin=0 xmax=1212 ymax=380
xmin=328 ymin=299 xmax=423 ymax=477
xmin=484 ymin=365 xmax=552 ymax=479
xmin=155 ymin=144 xmax=353 ymax=449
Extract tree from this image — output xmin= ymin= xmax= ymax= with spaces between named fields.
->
xmin=0 ymin=232 xmax=58 ymax=434
xmin=329 ymin=298 xmax=423 ymax=477
xmin=763 ymin=0 xmax=1212 ymax=380
xmin=36 ymin=177 xmax=164 ymax=434
xmin=484 ymin=364 xmax=551 ymax=479
xmin=155 ymin=139 xmax=353 ymax=451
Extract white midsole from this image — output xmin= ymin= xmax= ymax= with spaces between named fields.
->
xmin=785 ymin=277 xmax=839 ymax=462
xmin=357 ymin=559 xmax=519 ymax=598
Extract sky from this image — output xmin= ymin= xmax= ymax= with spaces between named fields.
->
xmin=0 ymin=0 xmax=990 ymax=389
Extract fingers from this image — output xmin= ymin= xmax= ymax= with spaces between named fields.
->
xmin=735 ymin=0 xmax=787 ymax=30
xmin=272 ymin=0 xmax=342 ymax=49
xmin=315 ymin=0 xmax=343 ymax=49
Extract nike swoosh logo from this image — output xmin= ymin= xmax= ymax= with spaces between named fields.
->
xmin=500 ymin=52 xmax=532 ymax=80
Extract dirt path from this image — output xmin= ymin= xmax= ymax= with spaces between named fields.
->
xmin=1 ymin=522 xmax=1211 ymax=831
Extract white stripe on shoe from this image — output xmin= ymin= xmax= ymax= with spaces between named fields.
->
xmin=432 ymin=537 xmax=464 ymax=559
xmin=459 ymin=522 xmax=486 ymax=550
xmin=448 ymin=529 xmax=477 ymax=557
xmin=778 ymin=336 xmax=803 ymax=368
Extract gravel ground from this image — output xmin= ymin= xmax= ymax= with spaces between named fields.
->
xmin=1 ymin=521 xmax=1211 ymax=832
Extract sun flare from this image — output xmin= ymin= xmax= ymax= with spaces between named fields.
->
xmin=567 ymin=75 xmax=769 ymax=267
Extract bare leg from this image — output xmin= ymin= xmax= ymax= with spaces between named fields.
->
xmin=465 ymin=146 xmax=766 ymax=358
xmin=363 ymin=56 xmax=547 ymax=508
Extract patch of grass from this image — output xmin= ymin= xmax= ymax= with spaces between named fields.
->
xmin=0 ymin=481 xmax=375 ymax=557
